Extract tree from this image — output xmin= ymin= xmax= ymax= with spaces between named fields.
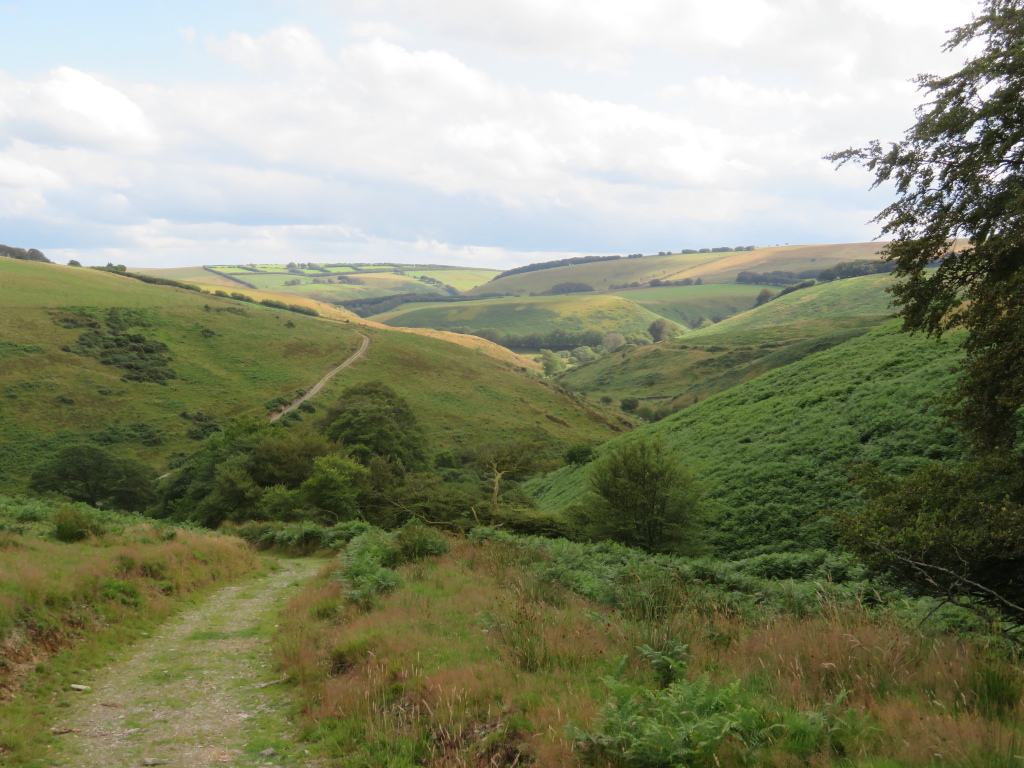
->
xmin=540 ymin=348 xmax=566 ymax=376
xmin=838 ymin=456 xmax=1024 ymax=639
xmin=602 ymin=333 xmax=626 ymax=352
xmin=564 ymin=443 xmax=596 ymax=466
xmin=30 ymin=445 xmax=155 ymax=511
xmin=754 ymin=288 xmax=776 ymax=306
xmin=321 ymin=381 xmax=427 ymax=469
xmin=620 ymin=397 xmax=639 ymax=413
xmin=648 ymin=318 xmax=675 ymax=343
xmin=472 ymin=440 xmax=541 ymax=515
xmin=827 ymin=0 xmax=1024 ymax=450
xmin=578 ymin=436 xmax=702 ymax=554
xmin=299 ymin=453 xmax=369 ymax=523
xmin=68 ymin=259 xmax=81 ymax=267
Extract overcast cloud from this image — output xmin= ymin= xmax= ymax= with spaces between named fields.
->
xmin=0 ymin=0 xmax=979 ymax=268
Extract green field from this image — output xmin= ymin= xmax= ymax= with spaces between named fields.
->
xmin=608 ymin=283 xmax=766 ymax=327
xmin=376 ymin=293 xmax=674 ymax=338
xmin=530 ymin=322 xmax=964 ymax=556
xmin=0 ymin=260 xmax=620 ymax=491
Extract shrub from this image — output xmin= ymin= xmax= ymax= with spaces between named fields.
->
xmin=392 ymin=519 xmax=449 ymax=561
xmin=50 ymin=506 xmax=104 ymax=542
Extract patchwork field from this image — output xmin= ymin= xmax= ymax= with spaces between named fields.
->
xmin=466 ymin=242 xmax=886 ymax=297
xmin=608 ymin=283 xmax=766 ymax=327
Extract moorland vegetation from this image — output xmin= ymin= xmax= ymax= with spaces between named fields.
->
xmin=5 ymin=2 xmax=1024 ymax=764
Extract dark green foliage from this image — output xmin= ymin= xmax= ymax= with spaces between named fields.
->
xmin=50 ymin=506 xmax=105 ymax=542
xmin=838 ymin=454 xmax=1024 ymax=636
xmin=321 ymin=381 xmax=427 ymax=469
xmin=828 ymin=0 xmax=1024 ymax=450
xmin=648 ymin=318 xmax=675 ymax=342
xmin=754 ymin=288 xmax=776 ymax=306
xmin=576 ymin=436 xmax=703 ymax=555
xmin=540 ymin=348 xmax=565 ymax=376
xmin=92 ymin=422 xmax=164 ymax=447
xmin=492 ymin=254 xmax=621 ymax=281
xmin=392 ymin=518 xmax=450 ymax=561
xmin=776 ymin=279 xmax=817 ymax=298
xmin=545 ymin=281 xmax=595 ymax=295
xmin=467 ymin=327 xmax=605 ymax=352
xmin=0 ymin=244 xmax=49 ymax=263
xmin=258 ymin=299 xmax=319 ymax=316
xmin=93 ymin=268 xmax=202 ymax=292
xmin=564 ymin=443 xmax=596 ymax=466
xmin=30 ymin=445 xmax=156 ymax=511
xmin=58 ymin=307 xmax=176 ymax=384
xmin=620 ymin=397 xmax=639 ymax=413
xmin=817 ymin=259 xmax=895 ymax=282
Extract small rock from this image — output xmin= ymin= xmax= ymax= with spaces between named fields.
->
xmin=258 ymin=748 xmax=276 ymax=757
xmin=70 ymin=684 xmax=91 ymax=692
xmin=125 ymin=728 xmax=143 ymax=735
xmin=142 ymin=759 xmax=169 ymax=766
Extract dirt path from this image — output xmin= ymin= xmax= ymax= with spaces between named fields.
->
xmin=52 ymin=559 xmax=324 ymax=768
xmin=270 ymin=333 xmax=370 ymax=422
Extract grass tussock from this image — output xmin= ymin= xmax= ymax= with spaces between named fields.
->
xmin=272 ymin=533 xmax=1024 ymax=767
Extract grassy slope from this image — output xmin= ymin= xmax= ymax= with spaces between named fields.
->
xmin=607 ymin=283 xmax=766 ymax=327
xmin=331 ymin=325 xmax=626 ymax=448
xmin=375 ymin=294 xmax=672 ymax=337
xmin=0 ymin=260 xmax=619 ymax=490
xmin=529 ymin=322 xmax=964 ymax=556
xmin=686 ymin=272 xmax=896 ymax=339
xmin=561 ymin=274 xmax=896 ymax=402
xmin=0 ymin=259 xmax=364 ymax=485
xmin=465 ymin=242 xmax=885 ymax=297
xmin=137 ymin=265 xmax=501 ymax=302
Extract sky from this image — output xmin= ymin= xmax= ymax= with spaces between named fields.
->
xmin=0 ymin=0 xmax=981 ymax=269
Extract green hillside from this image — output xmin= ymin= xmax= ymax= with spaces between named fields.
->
xmin=685 ymin=272 xmax=896 ymax=339
xmin=528 ymin=322 xmax=964 ymax=557
xmin=136 ymin=264 xmax=501 ymax=303
xmin=607 ymin=283 xmax=765 ymax=327
xmin=0 ymin=260 xmax=621 ymax=491
xmin=560 ymin=273 xmax=897 ymax=403
xmin=465 ymin=242 xmax=885 ymax=296
xmin=376 ymin=294 xmax=674 ymax=339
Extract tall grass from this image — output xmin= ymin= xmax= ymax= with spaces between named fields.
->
xmin=278 ymin=534 xmax=1009 ymax=765
xmin=0 ymin=495 xmax=261 ymax=765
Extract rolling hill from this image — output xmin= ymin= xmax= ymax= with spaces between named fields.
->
xmin=465 ymin=242 xmax=887 ymax=297
xmin=374 ymin=293 xmax=677 ymax=340
xmin=557 ymin=272 xmax=897 ymax=404
xmin=0 ymin=259 xmax=623 ymax=492
xmin=528 ymin=321 xmax=964 ymax=557
xmin=136 ymin=263 xmax=501 ymax=303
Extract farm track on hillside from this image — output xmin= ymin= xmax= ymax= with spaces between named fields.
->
xmin=270 ymin=332 xmax=369 ymax=422
xmin=52 ymin=559 xmax=324 ymax=768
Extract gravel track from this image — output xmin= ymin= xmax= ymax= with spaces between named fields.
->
xmin=53 ymin=559 xmax=323 ymax=768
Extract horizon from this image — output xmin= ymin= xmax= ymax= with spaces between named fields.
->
xmin=0 ymin=0 xmax=976 ymax=269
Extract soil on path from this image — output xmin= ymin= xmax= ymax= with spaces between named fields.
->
xmin=270 ymin=333 xmax=370 ymax=422
xmin=53 ymin=559 xmax=324 ymax=768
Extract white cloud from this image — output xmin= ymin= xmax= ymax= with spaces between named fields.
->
xmin=0 ymin=0 xmax=986 ymax=266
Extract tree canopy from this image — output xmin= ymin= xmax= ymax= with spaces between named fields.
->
xmin=828 ymin=0 xmax=1024 ymax=449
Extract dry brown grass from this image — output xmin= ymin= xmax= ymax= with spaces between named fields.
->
xmin=273 ymin=538 xmax=1024 ymax=766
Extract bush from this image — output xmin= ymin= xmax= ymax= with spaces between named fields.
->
xmin=393 ymin=519 xmax=450 ymax=561
xmin=51 ymin=506 xmax=104 ymax=542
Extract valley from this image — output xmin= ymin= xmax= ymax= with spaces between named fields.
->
xmin=0 ymin=240 xmax=1020 ymax=768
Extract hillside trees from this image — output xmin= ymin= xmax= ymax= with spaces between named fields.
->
xmin=321 ymin=381 xmax=427 ymax=469
xmin=827 ymin=0 xmax=1024 ymax=630
xmin=828 ymin=0 xmax=1024 ymax=451
xmin=30 ymin=445 xmax=156 ymax=511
